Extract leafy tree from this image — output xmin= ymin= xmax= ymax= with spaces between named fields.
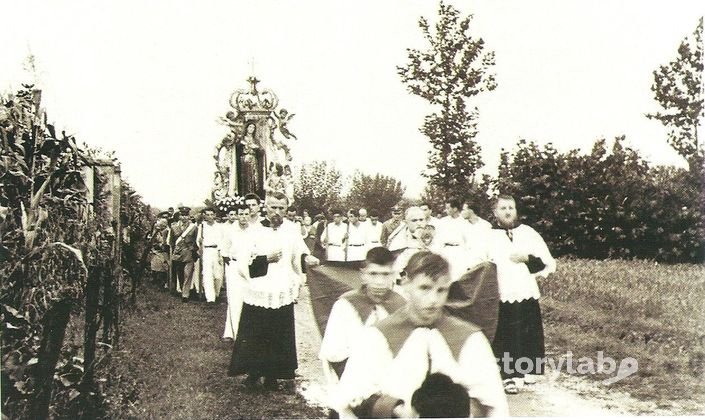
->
xmin=345 ymin=171 xmax=405 ymax=218
xmin=398 ymin=1 xmax=496 ymax=200
xmin=293 ymin=161 xmax=344 ymax=216
xmin=646 ymin=17 xmax=703 ymax=162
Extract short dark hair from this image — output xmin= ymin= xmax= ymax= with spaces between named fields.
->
xmin=411 ymin=373 xmax=470 ymax=418
xmin=287 ymin=206 xmax=297 ymax=213
xmin=369 ymin=210 xmax=379 ymax=218
xmin=364 ymin=247 xmax=395 ymax=267
xmin=404 ymin=251 xmax=450 ymax=282
xmin=347 ymin=208 xmax=357 ymax=216
xmin=330 ymin=209 xmax=342 ymax=216
xmin=244 ymin=193 xmax=261 ymax=203
xmin=202 ymin=207 xmax=216 ymax=214
xmin=446 ymin=199 xmax=461 ymax=211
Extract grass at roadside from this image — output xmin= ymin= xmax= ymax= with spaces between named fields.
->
xmin=542 ymin=258 xmax=705 ymax=411
xmin=103 ymin=284 xmax=326 ymax=419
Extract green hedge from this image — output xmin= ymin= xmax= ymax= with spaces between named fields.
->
xmin=493 ymin=137 xmax=704 ymax=263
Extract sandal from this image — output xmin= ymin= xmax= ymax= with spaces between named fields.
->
xmin=503 ymin=379 xmax=518 ymax=394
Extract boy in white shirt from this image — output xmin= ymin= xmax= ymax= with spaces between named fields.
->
xmin=319 ymin=247 xmax=406 ymax=387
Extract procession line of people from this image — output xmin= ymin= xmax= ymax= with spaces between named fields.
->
xmin=147 ymin=192 xmax=556 ymax=417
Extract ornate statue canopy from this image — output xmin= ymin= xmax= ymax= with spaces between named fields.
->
xmin=213 ymin=76 xmax=297 ymax=204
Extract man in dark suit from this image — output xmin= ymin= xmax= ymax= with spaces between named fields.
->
xmin=169 ymin=206 xmax=198 ymax=301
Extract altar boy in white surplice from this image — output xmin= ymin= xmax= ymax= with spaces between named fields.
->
xmin=319 ymin=247 xmax=406 ymax=387
xmin=335 ymin=251 xmax=509 ymax=418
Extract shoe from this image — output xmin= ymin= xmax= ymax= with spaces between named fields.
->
xmin=263 ymin=377 xmax=279 ymax=391
xmin=181 ymin=297 xmax=189 ymax=303
xmin=503 ymin=379 xmax=518 ymax=394
xmin=243 ymin=374 xmax=260 ymax=390
xmin=523 ymin=375 xmax=537 ymax=385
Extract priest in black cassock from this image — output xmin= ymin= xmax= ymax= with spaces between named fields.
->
xmin=227 ymin=192 xmax=319 ymax=390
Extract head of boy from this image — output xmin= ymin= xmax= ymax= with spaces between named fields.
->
xmin=236 ymin=203 xmax=250 ymax=228
xmin=361 ymin=247 xmax=397 ymax=304
xmin=493 ymin=194 xmax=518 ymax=228
xmin=402 ymin=251 xmax=451 ymax=326
xmin=411 ymin=373 xmax=470 ymax=418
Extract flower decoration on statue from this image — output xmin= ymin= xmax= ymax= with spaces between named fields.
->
xmin=215 ymin=195 xmax=242 ymax=215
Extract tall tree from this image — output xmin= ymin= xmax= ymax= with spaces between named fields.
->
xmin=398 ymin=1 xmax=496 ymax=201
xmin=293 ymin=161 xmax=344 ymax=216
xmin=345 ymin=171 xmax=405 ymax=218
xmin=646 ymin=17 xmax=703 ymax=162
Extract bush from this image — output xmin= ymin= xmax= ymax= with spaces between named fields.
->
xmin=494 ymin=137 xmax=704 ymax=263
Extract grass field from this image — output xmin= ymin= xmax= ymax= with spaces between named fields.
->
xmin=541 ymin=258 xmax=705 ymax=408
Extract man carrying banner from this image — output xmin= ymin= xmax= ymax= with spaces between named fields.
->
xmin=321 ymin=209 xmax=347 ymax=263
xmin=334 ymin=251 xmax=508 ymax=418
xmin=319 ymin=247 xmax=406 ymax=389
xmin=344 ymin=209 xmax=368 ymax=262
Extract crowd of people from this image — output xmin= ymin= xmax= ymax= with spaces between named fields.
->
xmin=146 ymin=192 xmax=556 ymax=417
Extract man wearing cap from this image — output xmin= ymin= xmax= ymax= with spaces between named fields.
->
xmin=197 ymin=207 xmax=225 ymax=303
xmin=168 ymin=206 xmax=198 ymax=298
xmin=321 ymin=209 xmax=347 ymax=263
xmin=381 ymin=205 xmax=404 ymax=249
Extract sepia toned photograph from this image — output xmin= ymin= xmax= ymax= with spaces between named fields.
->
xmin=1 ymin=0 xmax=703 ymax=418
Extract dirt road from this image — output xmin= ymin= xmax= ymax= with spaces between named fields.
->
xmin=293 ymin=286 xmax=700 ymax=417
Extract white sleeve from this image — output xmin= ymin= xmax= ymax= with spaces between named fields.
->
xmin=319 ymin=299 xmax=361 ymax=363
xmin=458 ymin=332 xmax=510 ymax=417
xmin=334 ymin=327 xmax=391 ymax=413
xmin=529 ymin=227 xmax=556 ymax=277
xmin=219 ymin=225 xmax=230 ymax=256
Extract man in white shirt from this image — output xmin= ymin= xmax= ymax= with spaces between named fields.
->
xmin=244 ymin=193 xmax=263 ymax=226
xmin=220 ymin=204 xmax=253 ymax=341
xmin=319 ymin=247 xmax=406 ymax=390
xmin=357 ymin=208 xmax=372 ymax=229
xmin=419 ymin=202 xmax=439 ymax=228
xmin=366 ymin=211 xmax=383 ymax=248
xmin=321 ymin=209 xmax=347 ymax=262
xmin=197 ymin=207 xmax=225 ymax=303
xmin=345 ymin=209 xmax=368 ymax=262
xmin=435 ymin=199 xmax=474 ymax=280
xmin=335 ymin=251 xmax=509 ymax=417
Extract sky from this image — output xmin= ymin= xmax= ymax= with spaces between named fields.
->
xmin=2 ymin=0 xmax=703 ymax=208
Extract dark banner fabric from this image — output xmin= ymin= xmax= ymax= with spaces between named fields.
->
xmin=307 ymin=261 xmax=499 ymax=342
